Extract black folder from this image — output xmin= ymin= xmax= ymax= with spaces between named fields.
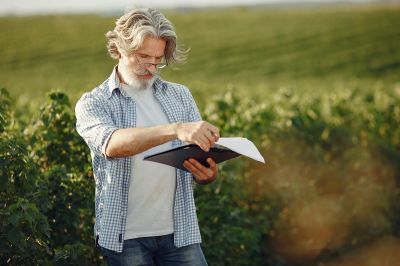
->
xmin=143 ymin=144 xmax=241 ymax=172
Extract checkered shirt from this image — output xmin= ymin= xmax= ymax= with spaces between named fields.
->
xmin=75 ymin=67 xmax=202 ymax=252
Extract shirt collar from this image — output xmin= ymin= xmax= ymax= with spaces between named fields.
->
xmin=106 ymin=65 xmax=166 ymax=99
xmin=106 ymin=65 xmax=122 ymax=98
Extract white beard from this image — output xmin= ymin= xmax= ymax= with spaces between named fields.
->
xmin=118 ymin=62 xmax=156 ymax=90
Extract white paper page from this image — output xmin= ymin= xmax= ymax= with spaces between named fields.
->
xmin=215 ymin=137 xmax=265 ymax=163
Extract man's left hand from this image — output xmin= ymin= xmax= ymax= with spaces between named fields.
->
xmin=183 ymin=157 xmax=218 ymax=185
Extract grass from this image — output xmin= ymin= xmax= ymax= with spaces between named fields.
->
xmin=0 ymin=5 xmax=399 ymax=108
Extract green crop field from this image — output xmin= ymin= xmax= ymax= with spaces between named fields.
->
xmin=2 ymin=4 xmax=400 ymax=265
xmin=0 ymin=5 xmax=399 ymax=109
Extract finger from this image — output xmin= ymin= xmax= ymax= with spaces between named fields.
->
xmin=183 ymin=159 xmax=195 ymax=172
xmin=184 ymin=160 xmax=208 ymax=180
xmin=207 ymin=157 xmax=217 ymax=170
xmin=193 ymin=138 xmax=206 ymax=152
xmin=201 ymin=122 xmax=218 ymax=135
xmin=202 ymin=133 xmax=214 ymax=147
xmin=205 ymin=130 xmax=216 ymax=146
xmin=209 ymin=130 xmax=219 ymax=143
xmin=197 ymin=135 xmax=211 ymax=152
xmin=207 ymin=158 xmax=218 ymax=176
xmin=207 ymin=124 xmax=220 ymax=139
xmin=189 ymin=158 xmax=214 ymax=178
xmin=213 ymin=133 xmax=219 ymax=142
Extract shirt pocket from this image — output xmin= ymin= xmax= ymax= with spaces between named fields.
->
xmin=108 ymin=96 xmax=137 ymax=128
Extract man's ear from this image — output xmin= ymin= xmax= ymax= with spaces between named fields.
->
xmin=116 ymin=47 xmax=123 ymax=60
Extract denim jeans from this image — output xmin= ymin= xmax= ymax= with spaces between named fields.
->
xmin=99 ymin=234 xmax=208 ymax=266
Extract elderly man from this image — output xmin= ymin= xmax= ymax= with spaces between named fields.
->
xmin=75 ymin=8 xmax=219 ymax=266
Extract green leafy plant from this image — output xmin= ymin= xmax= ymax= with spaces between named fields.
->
xmin=1 ymin=86 xmax=400 ymax=265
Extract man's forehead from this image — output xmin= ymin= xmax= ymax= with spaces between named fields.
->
xmin=135 ymin=36 xmax=166 ymax=56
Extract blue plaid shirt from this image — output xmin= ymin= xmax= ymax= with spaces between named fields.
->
xmin=75 ymin=67 xmax=202 ymax=252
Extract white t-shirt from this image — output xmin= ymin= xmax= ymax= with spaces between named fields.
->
xmin=122 ymin=83 xmax=176 ymax=240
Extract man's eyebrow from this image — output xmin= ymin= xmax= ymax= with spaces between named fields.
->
xmin=137 ymin=52 xmax=164 ymax=58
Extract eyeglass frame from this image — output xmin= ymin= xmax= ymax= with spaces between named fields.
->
xmin=133 ymin=53 xmax=168 ymax=70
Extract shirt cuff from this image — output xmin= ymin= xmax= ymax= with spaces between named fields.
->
xmin=101 ymin=128 xmax=118 ymax=160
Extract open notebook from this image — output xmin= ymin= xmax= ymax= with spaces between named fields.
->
xmin=144 ymin=137 xmax=265 ymax=172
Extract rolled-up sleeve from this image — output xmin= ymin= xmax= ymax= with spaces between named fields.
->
xmin=75 ymin=93 xmax=118 ymax=158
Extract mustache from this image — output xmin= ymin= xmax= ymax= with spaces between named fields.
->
xmin=135 ymin=67 xmax=159 ymax=76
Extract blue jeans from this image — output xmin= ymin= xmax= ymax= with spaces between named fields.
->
xmin=99 ymin=234 xmax=208 ymax=266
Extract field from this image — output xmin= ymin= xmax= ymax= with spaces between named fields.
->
xmin=0 ymin=5 xmax=399 ymax=108
xmin=1 ymin=4 xmax=400 ymax=265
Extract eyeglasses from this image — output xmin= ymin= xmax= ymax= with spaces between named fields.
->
xmin=134 ymin=54 xmax=167 ymax=69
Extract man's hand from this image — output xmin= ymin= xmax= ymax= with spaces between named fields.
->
xmin=183 ymin=157 xmax=218 ymax=185
xmin=175 ymin=121 xmax=220 ymax=152
xmin=104 ymin=121 xmax=219 ymax=158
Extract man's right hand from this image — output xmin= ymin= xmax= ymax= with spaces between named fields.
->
xmin=175 ymin=121 xmax=220 ymax=152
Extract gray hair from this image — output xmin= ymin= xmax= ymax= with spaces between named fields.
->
xmin=105 ymin=8 xmax=187 ymax=65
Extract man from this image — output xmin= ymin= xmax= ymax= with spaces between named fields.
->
xmin=75 ymin=8 xmax=219 ymax=266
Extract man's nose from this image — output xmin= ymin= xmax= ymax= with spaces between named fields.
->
xmin=145 ymin=64 xmax=157 ymax=72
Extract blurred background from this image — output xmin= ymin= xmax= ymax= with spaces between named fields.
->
xmin=1 ymin=0 xmax=399 ymax=108
xmin=1 ymin=0 xmax=400 ymax=265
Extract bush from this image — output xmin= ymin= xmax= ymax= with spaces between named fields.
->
xmin=0 ymin=89 xmax=99 ymax=265
xmin=0 ymin=88 xmax=50 ymax=264
xmin=1 ymin=86 xmax=399 ymax=265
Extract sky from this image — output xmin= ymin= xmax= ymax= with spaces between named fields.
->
xmin=0 ymin=0 xmax=376 ymax=16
